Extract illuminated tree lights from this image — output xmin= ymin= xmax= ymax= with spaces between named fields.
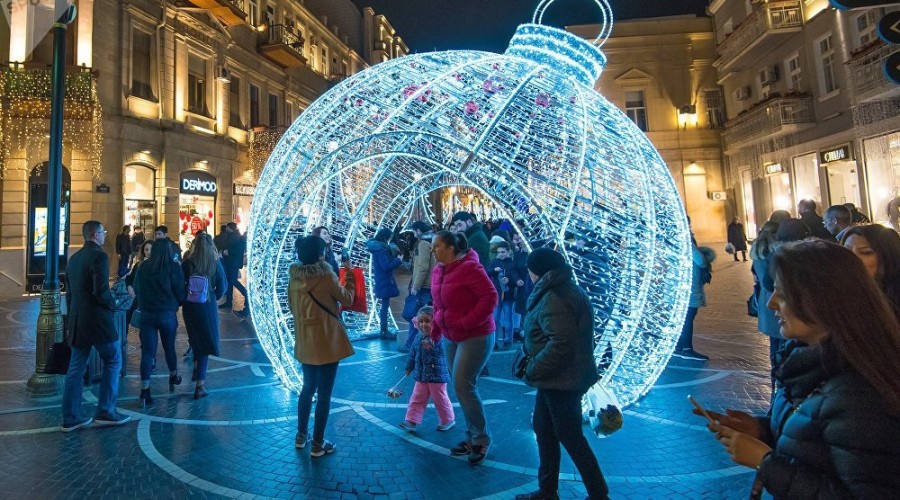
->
xmin=248 ymin=1 xmax=691 ymax=407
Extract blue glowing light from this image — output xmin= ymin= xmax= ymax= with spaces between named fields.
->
xmin=247 ymin=0 xmax=691 ymax=407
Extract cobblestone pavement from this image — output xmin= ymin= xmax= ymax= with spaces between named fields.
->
xmin=0 ymin=248 xmax=770 ymax=499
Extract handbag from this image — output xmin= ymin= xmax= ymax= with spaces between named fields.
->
xmin=725 ymin=242 xmax=735 ymax=254
xmin=747 ymin=283 xmax=760 ymax=318
xmin=512 ymin=346 xmax=531 ymax=379
xmin=45 ymin=341 xmax=71 ymax=375
xmin=339 ymin=267 xmax=368 ymax=314
xmin=130 ymin=309 xmax=142 ymax=329
xmin=402 ymin=293 xmax=422 ymax=321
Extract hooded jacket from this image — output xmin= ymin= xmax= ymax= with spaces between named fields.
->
xmin=756 ymin=341 xmax=900 ymax=498
xmin=411 ymin=232 xmax=436 ymax=291
xmin=365 ymin=239 xmax=402 ymax=298
xmin=288 ymin=261 xmax=356 ymax=365
xmin=522 ymin=266 xmax=598 ymax=393
xmin=431 ymin=249 xmax=498 ymax=342
xmin=405 ymin=332 xmax=450 ymax=384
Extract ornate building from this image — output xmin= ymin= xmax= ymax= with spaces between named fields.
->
xmin=0 ymin=0 xmax=407 ymax=296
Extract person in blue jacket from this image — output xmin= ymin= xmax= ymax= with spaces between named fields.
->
xmin=366 ymin=228 xmax=402 ymax=339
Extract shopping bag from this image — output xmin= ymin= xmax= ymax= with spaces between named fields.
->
xmin=339 ymin=267 xmax=368 ymax=314
xmin=402 ymin=294 xmax=422 ymax=321
xmin=584 ymin=385 xmax=624 ymax=437
xmin=724 ymin=242 xmax=735 ymax=255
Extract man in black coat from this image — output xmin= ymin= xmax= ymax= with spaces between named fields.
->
xmin=220 ymin=222 xmax=248 ymax=315
xmin=115 ymin=225 xmax=131 ymax=277
xmin=61 ymin=220 xmax=132 ymax=432
xmin=797 ymin=199 xmax=833 ymax=241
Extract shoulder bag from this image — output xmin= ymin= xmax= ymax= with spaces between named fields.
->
xmin=307 ymin=292 xmax=355 ymax=361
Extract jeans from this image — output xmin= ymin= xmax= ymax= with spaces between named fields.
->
xmin=405 ymin=382 xmax=455 ymax=425
xmin=62 ymin=340 xmax=122 ymax=425
xmin=196 ymin=355 xmax=209 ymax=381
xmin=139 ymin=310 xmax=179 ymax=381
xmin=675 ymin=307 xmax=699 ymax=351
xmin=405 ymin=288 xmax=432 ymax=350
xmin=297 ymin=362 xmax=339 ymax=442
xmin=533 ymin=388 xmax=609 ymax=499
xmin=493 ymin=302 xmax=515 ymax=342
xmin=223 ymin=266 xmax=247 ymax=306
xmin=444 ymin=332 xmax=494 ymax=447
xmin=378 ymin=298 xmax=392 ymax=333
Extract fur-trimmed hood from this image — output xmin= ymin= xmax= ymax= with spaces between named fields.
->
xmin=289 ymin=261 xmax=336 ymax=292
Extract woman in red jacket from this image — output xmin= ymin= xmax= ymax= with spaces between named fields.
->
xmin=431 ymin=230 xmax=498 ymax=465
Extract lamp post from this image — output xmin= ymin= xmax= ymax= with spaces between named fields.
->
xmin=26 ymin=2 xmax=77 ymax=396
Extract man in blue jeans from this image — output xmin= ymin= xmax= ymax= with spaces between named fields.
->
xmin=61 ymin=220 xmax=131 ymax=431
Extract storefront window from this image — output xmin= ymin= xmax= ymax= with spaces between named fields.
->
xmin=792 ymin=153 xmax=821 ymax=210
xmin=864 ymin=132 xmax=900 ymax=226
xmin=769 ymin=172 xmax=793 ymax=214
xmin=179 ymin=171 xmax=217 ymax=252
xmin=124 ymin=164 xmax=156 ymax=239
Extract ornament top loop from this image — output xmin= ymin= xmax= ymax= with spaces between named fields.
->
xmin=532 ymin=0 xmax=613 ymax=47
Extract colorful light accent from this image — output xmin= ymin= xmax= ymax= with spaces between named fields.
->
xmin=248 ymin=0 xmax=691 ymax=407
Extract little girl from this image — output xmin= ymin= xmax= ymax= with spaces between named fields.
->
xmin=399 ymin=306 xmax=455 ymax=432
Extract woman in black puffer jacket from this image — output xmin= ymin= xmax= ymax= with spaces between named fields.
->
xmin=516 ymin=248 xmax=608 ymax=500
xmin=698 ymin=240 xmax=900 ymax=499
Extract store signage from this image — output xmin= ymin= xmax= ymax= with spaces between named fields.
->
xmin=180 ymin=171 xmax=218 ymax=195
xmin=819 ymin=144 xmax=852 ymax=164
xmin=233 ymin=183 xmax=256 ymax=196
xmin=190 ymin=216 xmax=204 ymax=235
xmin=95 ymin=183 xmax=110 ymax=193
xmin=765 ymin=163 xmax=785 ymax=175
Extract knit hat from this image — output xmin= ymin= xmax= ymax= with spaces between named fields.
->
xmin=527 ymin=247 xmax=567 ymax=277
xmin=295 ymin=235 xmax=326 ymax=265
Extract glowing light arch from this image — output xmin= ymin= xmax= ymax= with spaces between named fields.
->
xmin=248 ymin=0 xmax=691 ymax=407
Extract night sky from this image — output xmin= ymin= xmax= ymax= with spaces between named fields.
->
xmin=351 ymin=0 xmax=709 ymax=53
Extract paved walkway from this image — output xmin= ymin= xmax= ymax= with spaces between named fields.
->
xmin=0 ymin=248 xmax=770 ymax=499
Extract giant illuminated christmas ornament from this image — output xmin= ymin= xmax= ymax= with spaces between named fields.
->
xmin=248 ymin=0 xmax=691 ymax=407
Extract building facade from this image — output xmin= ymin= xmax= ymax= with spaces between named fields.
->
xmin=708 ymin=0 xmax=899 ymax=236
xmin=0 ymin=0 xmax=407 ymax=297
xmin=570 ymin=16 xmax=728 ymax=242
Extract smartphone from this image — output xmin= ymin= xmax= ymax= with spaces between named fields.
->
xmin=688 ymin=395 xmax=716 ymax=424
xmin=340 ymin=249 xmax=350 ymax=263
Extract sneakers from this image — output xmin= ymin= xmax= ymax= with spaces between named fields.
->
xmin=673 ymin=348 xmax=709 ymax=361
xmin=468 ymin=444 xmax=488 ymax=465
xmin=436 ymin=420 xmax=456 ymax=432
xmin=450 ymin=441 xmax=471 ymax=456
xmin=93 ymin=411 xmax=133 ymax=427
xmin=294 ymin=432 xmax=307 ymax=449
xmin=399 ymin=420 xmax=419 ymax=432
xmin=515 ymin=491 xmax=560 ymax=500
xmin=310 ymin=439 xmax=336 ymax=457
xmin=60 ymin=416 xmax=93 ymax=433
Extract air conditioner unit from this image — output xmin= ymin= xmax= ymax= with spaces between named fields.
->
xmin=216 ymin=66 xmax=231 ymax=83
xmin=709 ymin=191 xmax=727 ymax=201
xmin=758 ymin=65 xmax=779 ymax=85
xmin=735 ymin=86 xmax=751 ymax=101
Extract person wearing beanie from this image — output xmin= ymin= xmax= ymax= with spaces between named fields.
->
xmin=288 ymin=235 xmax=356 ymax=458
xmin=516 ymin=247 xmax=609 ymax=500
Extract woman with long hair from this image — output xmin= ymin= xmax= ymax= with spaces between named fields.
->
xmin=134 ymin=238 xmax=186 ymax=405
xmin=289 ymin=235 xmax=355 ymax=457
xmin=366 ymin=228 xmax=402 ymax=338
xmin=431 ymin=230 xmax=498 ymax=465
xmin=749 ymin=221 xmax=785 ymax=378
xmin=840 ymin=224 xmax=900 ymax=316
xmin=698 ymin=240 xmax=900 ymax=498
xmin=126 ymin=239 xmax=153 ymax=328
xmin=181 ymin=233 xmax=227 ymax=399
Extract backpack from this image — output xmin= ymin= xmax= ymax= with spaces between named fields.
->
xmin=697 ymin=246 xmax=716 ymax=285
xmin=186 ymin=274 xmax=209 ymax=303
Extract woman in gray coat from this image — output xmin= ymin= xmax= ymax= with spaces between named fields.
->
xmin=516 ymin=248 xmax=609 ymax=500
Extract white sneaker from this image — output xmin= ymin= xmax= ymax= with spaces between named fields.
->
xmin=436 ymin=420 xmax=456 ymax=431
xmin=399 ymin=420 xmax=419 ymax=432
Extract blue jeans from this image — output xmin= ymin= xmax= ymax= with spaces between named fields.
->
xmin=196 ymin=355 xmax=209 ymax=381
xmin=62 ymin=340 xmax=122 ymax=425
xmin=675 ymin=307 xmax=699 ymax=351
xmin=444 ymin=332 xmax=494 ymax=447
xmin=297 ymin=362 xmax=339 ymax=442
xmin=224 ymin=266 xmax=247 ymax=306
xmin=378 ymin=298 xmax=392 ymax=333
xmin=139 ymin=310 xmax=179 ymax=381
xmin=534 ymin=388 xmax=609 ymax=498
xmin=493 ymin=302 xmax=515 ymax=342
xmin=405 ymin=288 xmax=433 ymax=350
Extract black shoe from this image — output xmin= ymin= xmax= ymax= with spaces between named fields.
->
xmin=93 ymin=411 xmax=132 ymax=427
xmin=169 ymin=374 xmax=182 ymax=392
xmin=515 ymin=491 xmax=560 ymax=500
xmin=468 ymin=444 xmax=488 ymax=465
xmin=450 ymin=441 xmax=471 ymax=456
xmin=139 ymin=388 xmax=153 ymax=407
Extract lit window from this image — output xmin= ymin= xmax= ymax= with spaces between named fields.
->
xmin=785 ymin=54 xmax=802 ymax=92
xmin=229 ymin=76 xmax=243 ymax=128
xmin=625 ymin=90 xmax=648 ymax=132
xmin=187 ymin=53 xmax=207 ymax=116
xmin=703 ymin=89 xmax=724 ymax=129
xmin=131 ymin=29 xmax=156 ymax=101
xmin=855 ymin=11 xmax=878 ymax=48
xmin=248 ymin=0 xmax=259 ymax=26
xmin=817 ymin=34 xmax=839 ymax=95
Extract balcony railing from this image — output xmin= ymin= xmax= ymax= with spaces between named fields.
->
xmin=848 ymin=42 xmax=900 ymax=104
xmin=0 ymin=64 xmax=99 ymax=118
xmin=721 ymin=95 xmax=814 ymax=150
xmin=185 ymin=0 xmax=246 ymax=26
xmin=258 ymin=25 xmax=307 ymax=68
xmin=715 ymin=1 xmax=803 ymax=70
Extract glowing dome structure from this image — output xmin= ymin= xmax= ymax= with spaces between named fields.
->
xmin=248 ymin=0 xmax=691 ymax=407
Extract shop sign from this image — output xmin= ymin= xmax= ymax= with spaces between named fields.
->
xmin=190 ymin=216 xmax=204 ymax=235
xmin=765 ymin=163 xmax=785 ymax=175
xmin=180 ymin=171 xmax=218 ymax=195
xmin=95 ymin=183 xmax=110 ymax=193
xmin=233 ymin=183 xmax=256 ymax=196
xmin=819 ymin=144 xmax=852 ymax=164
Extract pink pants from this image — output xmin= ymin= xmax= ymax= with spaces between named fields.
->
xmin=405 ymin=381 xmax=455 ymax=425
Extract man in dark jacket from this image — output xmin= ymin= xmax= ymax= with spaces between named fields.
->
xmin=115 ymin=225 xmax=132 ymax=277
xmin=451 ymin=211 xmax=490 ymax=266
xmin=517 ymin=248 xmax=608 ymax=500
xmin=220 ymin=222 xmax=248 ymax=315
xmin=130 ymin=225 xmax=145 ymax=262
xmin=797 ymin=199 xmax=832 ymax=241
xmin=154 ymin=225 xmax=182 ymax=262
xmin=61 ymin=220 xmax=132 ymax=432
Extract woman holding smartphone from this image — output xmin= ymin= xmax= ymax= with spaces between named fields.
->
xmin=696 ymin=240 xmax=900 ymax=498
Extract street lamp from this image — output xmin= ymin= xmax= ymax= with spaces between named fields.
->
xmin=26 ymin=1 xmax=77 ymax=396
